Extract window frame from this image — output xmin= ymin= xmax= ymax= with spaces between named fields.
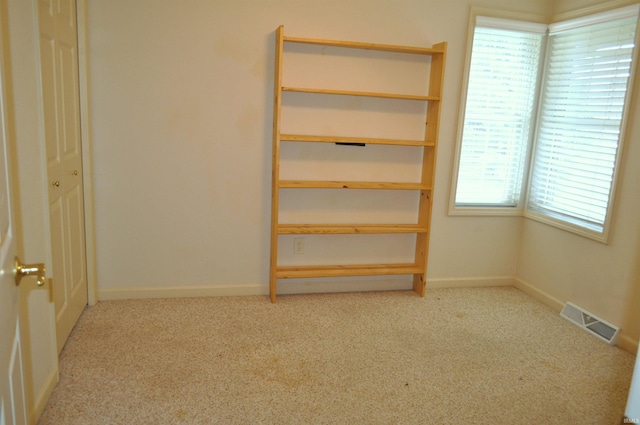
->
xmin=448 ymin=5 xmax=640 ymax=243
xmin=523 ymin=4 xmax=640 ymax=243
xmin=448 ymin=8 xmax=548 ymax=218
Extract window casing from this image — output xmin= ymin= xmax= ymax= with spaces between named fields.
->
xmin=450 ymin=5 xmax=640 ymax=242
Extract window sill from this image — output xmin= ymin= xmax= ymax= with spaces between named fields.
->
xmin=523 ymin=210 xmax=609 ymax=244
xmin=448 ymin=205 xmax=523 ymax=217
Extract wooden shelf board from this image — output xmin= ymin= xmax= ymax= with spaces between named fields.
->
xmin=278 ymin=180 xmax=430 ymax=190
xmin=280 ymin=134 xmax=434 ymax=147
xmin=278 ymin=224 xmax=428 ymax=234
xmin=276 ymin=263 xmax=424 ymax=279
xmin=282 ymin=86 xmax=437 ymax=101
xmin=283 ymin=35 xmax=445 ymax=56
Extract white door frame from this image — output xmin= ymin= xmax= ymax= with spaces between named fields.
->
xmin=76 ymin=0 xmax=97 ymax=307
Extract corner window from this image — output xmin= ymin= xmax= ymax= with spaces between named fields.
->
xmin=450 ymin=6 xmax=639 ymax=241
xmin=527 ymin=8 xmax=639 ymax=236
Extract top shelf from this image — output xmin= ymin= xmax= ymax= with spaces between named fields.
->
xmin=282 ymin=87 xmax=437 ymax=101
xmin=283 ymin=35 xmax=445 ymax=56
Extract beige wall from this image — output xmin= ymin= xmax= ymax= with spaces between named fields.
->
xmin=88 ymin=0 xmax=551 ymax=299
xmin=89 ymin=0 xmax=640 ymax=348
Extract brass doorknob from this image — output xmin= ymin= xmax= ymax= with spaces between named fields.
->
xmin=14 ymin=256 xmax=46 ymax=286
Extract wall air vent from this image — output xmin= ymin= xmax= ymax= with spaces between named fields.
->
xmin=560 ymin=302 xmax=620 ymax=345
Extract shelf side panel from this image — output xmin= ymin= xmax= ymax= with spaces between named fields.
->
xmin=270 ymin=25 xmax=285 ymax=303
xmin=414 ymin=42 xmax=446 ymax=297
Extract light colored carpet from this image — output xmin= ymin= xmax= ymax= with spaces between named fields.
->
xmin=38 ymin=287 xmax=635 ymax=424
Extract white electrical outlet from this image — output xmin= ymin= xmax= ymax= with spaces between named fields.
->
xmin=294 ymin=238 xmax=304 ymax=255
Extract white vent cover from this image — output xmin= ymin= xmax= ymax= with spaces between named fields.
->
xmin=560 ymin=302 xmax=620 ymax=345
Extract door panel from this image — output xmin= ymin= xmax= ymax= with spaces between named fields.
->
xmin=58 ymin=0 xmax=75 ymax=31
xmin=49 ymin=197 xmax=66 ymax=320
xmin=8 ymin=333 xmax=26 ymax=425
xmin=59 ymin=42 xmax=79 ymax=158
xmin=0 ymin=143 xmax=25 ymax=425
xmin=39 ymin=35 xmax=59 ymax=167
xmin=0 ymin=3 xmax=26 ymax=421
xmin=65 ymin=182 xmax=85 ymax=325
xmin=37 ymin=0 xmax=87 ymax=353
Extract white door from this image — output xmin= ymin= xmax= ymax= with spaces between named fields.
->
xmin=37 ymin=0 xmax=87 ymax=353
xmin=0 ymin=7 xmax=26 ymax=422
xmin=627 ymin=350 xmax=640 ymax=422
xmin=625 ymin=272 xmax=640 ymax=421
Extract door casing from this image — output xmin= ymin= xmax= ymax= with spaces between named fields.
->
xmin=75 ymin=0 xmax=97 ymax=307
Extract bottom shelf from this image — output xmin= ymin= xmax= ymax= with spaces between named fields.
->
xmin=275 ymin=263 xmax=424 ymax=279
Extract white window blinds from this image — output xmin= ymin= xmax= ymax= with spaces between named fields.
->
xmin=455 ymin=20 xmax=545 ymax=207
xmin=527 ymin=7 xmax=639 ymax=233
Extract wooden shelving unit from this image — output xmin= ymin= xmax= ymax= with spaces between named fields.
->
xmin=269 ymin=26 xmax=446 ymax=303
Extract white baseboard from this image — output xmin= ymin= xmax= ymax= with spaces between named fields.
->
xmin=428 ymin=276 xmax=515 ymax=289
xmin=513 ymin=277 xmax=564 ymax=312
xmin=98 ymin=280 xmax=412 ymax=300
xmin=617 ymin=333 xmax=638 ymax=355
xmin=29 ymin=366 xmax=58 ymax=425
xmin=514 ymin=277 xmax=638 ymax=355
xmin=98 ymin=284 xmax=266 ymax=300
xmin=97 ymin=276 xmax=515 ymax=301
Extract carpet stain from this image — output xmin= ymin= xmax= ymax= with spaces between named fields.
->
xmin=251 ymin=355 xmax=316 ymax=389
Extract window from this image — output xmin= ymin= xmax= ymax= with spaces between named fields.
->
xmin=527 ymin=9 xmax=639 ymax=235
xmin=451 ymin=6 xmax=639 ymax=241
xmin=454 ymin=18 xmax=545 ymax=208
